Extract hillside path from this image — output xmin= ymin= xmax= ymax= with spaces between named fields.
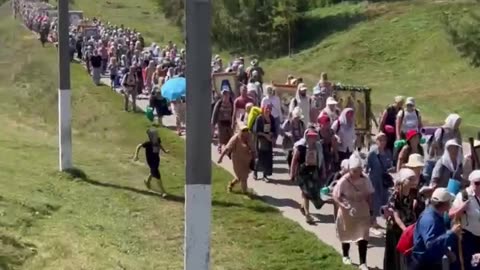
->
xmin=99 ymin=75 xmax=471 ymax=270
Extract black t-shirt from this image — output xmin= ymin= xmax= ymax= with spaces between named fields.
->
xmin=90 ymin=55 xmax=102 ymax=68
xmin=142 ymin=139 xmax=161 ymax=165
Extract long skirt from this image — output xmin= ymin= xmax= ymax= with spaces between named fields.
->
xmin=218 ymin=121 xmax=233 ymax=145
xmin=256 ymin=149 xmax=273 ymax=176
xmin=384 ymin=224 xmax=408 ymax=270
xmin=92 ymin=67 xmax=101 ymax=85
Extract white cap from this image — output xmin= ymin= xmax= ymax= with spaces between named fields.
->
xmin=468 ymin=170 xmax=480 ymax=182
xmin=326 ymin=97 xmax=338 ymax=105
xmin=431 ymin=187 xmax=454 ymax=203
xmin=406 ymin=97 xmax=415 ymax=105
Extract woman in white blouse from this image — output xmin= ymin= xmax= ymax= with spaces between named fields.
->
xmin=332 ymin=108 xmax=356 ymax=163
xmin=395 ymin=97 xmax=423 ymax=140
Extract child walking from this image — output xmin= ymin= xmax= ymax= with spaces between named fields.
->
xmin=133 ymin=128 xmax=169 ymax=197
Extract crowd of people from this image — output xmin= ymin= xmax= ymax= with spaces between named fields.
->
xmin=15 ymin=1 xmax=480 ymax=269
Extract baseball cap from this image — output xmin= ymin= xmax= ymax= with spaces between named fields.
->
xmin=431 ymin=187 xmax=454 ymax=203
xmin=468 ymin=170 xmax=480 ymax=182
xmin=406 ymin=97 xmax=415 ymax=106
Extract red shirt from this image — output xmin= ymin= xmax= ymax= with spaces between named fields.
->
xmin=234 ymin=96 xmax=253 ymax=110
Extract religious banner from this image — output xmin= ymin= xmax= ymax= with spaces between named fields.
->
xmin=69 ymin=11 xmax=84 ymax=26
xmin=212 ymin=72 xmax=238 ymax=96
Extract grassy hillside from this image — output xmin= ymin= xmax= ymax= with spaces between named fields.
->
xmin=263 ymin=1 xmax=480 ymax=135
xmin=73 ymin=0 xmax=480 ymax=135
xmin=0 ymin=5 xmax=350 ymax=270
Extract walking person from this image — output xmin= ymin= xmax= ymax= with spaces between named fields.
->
xmin=171 ymin=97 xmax=186 ymax=136
xmin=133 ymin=128 xmax=169 ymax=197
xmin=149 ymin=86 xmax=170 ymax=126
xmin=290 ymin=128 xmax=326 ymax=224
xmin=90 ymin=50 xmax=102 ymax=86
xmin=289 ymin=83 xmax=312 ymax=124
xmin=396 ymin=97 xmax=423 ymax=140
xmin=317 ymin=114 xmax=338 ymax=178
xmin=217 ymin=125 xmax=256 ymax=194
xmin=425 ymin=113 xmax=462 ymax=183
xmin=450 ymin=170 xmax=480 ymax=270
xmin=261 ymin=86 xmax=283 ymax=144
xmin=366 ymin=132 xmax=394 ymax=235
xmin=332 ymin=108 xmax=356 ymax=164
xmin=121 ymin=66 xmax=138 ymax=112
xmin=431 ymin=139 xmax=464 ymax=189
xmin=252 ymin=105 xmax=276 ymax=182
xmin=212 ymin=89 xmax=234 ymax=153
xmin=282 ymin=107 xmax=306 ymax=172
xmin=108 ymin=58 xmax=119 ymax=90
xmin=396 ymin=130 xmax=424 ymax=171
xmin=319 ymin=96 xmax=340 ymax=122
xmin=409 ymin=188 xmax=462 ymax=269
xmin=384 ymin=168 xmax=424 ymax=270
xmin=379 ymin=96 xmax=405 ymax=153
xmin=333 ymin=154 xmax=374 ymax=270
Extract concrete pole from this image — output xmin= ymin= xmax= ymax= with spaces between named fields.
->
xmin=184 ymin=0 xmax=212 ymax=270
xmin=57 ymin=0 xmax=72 ymax=171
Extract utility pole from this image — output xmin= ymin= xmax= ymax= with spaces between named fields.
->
xmin=184 ymin=0 xmax=212 ymax=270
xmin=57 ymin=0 xmax=72 ymax=171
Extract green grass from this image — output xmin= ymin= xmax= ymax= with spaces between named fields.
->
xmin=0 ymin=4 xmax=350 ymax=270
xmin=263 ymin=1 xmax=480 ymax=135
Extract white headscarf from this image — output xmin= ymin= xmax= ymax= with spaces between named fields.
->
xmin=440 ymin=139 xmax=463 ymax=172
xmin=443 ymin=113 xmax=461 ymax=130
xmin=348 ymin=154 xmax=363 ymax=170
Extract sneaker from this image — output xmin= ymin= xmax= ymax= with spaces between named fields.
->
xmin=370 ymin=227 xmax=384 ymax=237
xmin=358 ymin=263 xmax=368 ymax=270
xmin=342 ymin=257 xmax=352 ymax=265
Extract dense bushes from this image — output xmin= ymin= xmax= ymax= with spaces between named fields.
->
xmin=443 ymin=8 xmax=480 ymax=67
xmin=155 ymin=0 xmax=310 ymax=56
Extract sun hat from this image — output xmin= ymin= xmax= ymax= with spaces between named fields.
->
xmin=404 ymin=153 xmax=425 ymax=168
xmin=474 ymin=140 xmax=480 ymax=148
xmin=406 ymin=130 xmax=419 ymax=141
xmin=348 ymin=154 xmax=363 ymax=170
xmin=326 ymin=97 xmax=338 ymax=105
xmin=431 ymin=187 xmax=454 ymax=203
xmin=468 ymin=170 xmax=480 ymax=182
xmin=292 ymin=107 xmax=304 ymax=119
xmin=405 ymin=97 xmax=415 ymax=106
xmin=313 ymin=87 xmax=322 ymax=95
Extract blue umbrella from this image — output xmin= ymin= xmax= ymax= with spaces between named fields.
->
xmin=161 ymin=77 xmax=186 ymax=101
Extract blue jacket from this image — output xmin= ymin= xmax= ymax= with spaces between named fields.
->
xmin=412 ymin=206 xmax=457 ymax=263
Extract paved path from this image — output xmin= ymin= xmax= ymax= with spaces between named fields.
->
xmin=98 ymin=75 xmax=473 ymax=270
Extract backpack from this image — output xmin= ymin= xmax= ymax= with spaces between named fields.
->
xmin=426 ymin=127 xmax=445 ymax=156
xmin=396 ymin=223 xmax=416 ymax=255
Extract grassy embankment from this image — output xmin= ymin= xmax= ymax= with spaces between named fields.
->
xmin=74 ymin=0 xmax=480 ymax=135
xmin=0 ymin=3 xmax=350 ymax=270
